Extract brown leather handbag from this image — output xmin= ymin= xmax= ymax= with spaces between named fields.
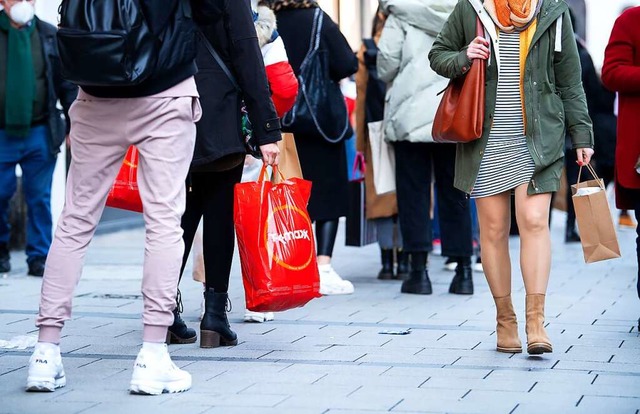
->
xmin=432 ymin=17 xmax=486 ymax=144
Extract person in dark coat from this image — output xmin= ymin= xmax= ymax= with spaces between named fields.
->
xmin=0 ymin=4 xmax=76 ymax=277
xmin=264 ymin=0 xmax=358 ymax=295
xmin=564 ymin=9 xmax=617 ymax=242
xmin=167 ymin=0 xmax=281 ymax=347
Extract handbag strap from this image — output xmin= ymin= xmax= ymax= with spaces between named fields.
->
xmin=197 ymin=31 xmax=242 ymax=93
xmin=576 ymin=163 xmax=605 ymax=190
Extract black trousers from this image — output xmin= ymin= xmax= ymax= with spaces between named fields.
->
xmin=394 ymin=141 xmax=473 ymax=257
xmin=179 ymin=163 xmax=244 ymax=293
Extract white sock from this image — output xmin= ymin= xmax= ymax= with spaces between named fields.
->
xmin=35 ymin=342 xmax=60 ymax=353
xmin=142 ymin=342 xmax=166 ymax=353
xmin=318 ymin=264 xmax=332 ymax=271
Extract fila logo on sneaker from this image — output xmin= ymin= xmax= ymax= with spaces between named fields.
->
xmin=268 ymin=229 xmax=310 ymax=244
xmin=136 ymin=363 xmax=147 ymax=369
xmin=35 ymin=359 xmax=48 ymax=364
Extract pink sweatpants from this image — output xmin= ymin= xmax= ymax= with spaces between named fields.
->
xmin=36 ymin=83 xmax=201 ymax=343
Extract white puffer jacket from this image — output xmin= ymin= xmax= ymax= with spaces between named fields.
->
xmin=377 ymin=0 xmax=457 ymax=143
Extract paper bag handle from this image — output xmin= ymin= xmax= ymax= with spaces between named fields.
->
xmin=576 ymin=164 xmax=605 ymax=191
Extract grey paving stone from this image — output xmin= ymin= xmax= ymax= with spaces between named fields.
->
xmin=577 ymin=395 xmax=640 ymax=412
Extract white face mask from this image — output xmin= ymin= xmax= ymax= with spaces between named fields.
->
xmin=9 ymin=1 xmax=35 ymax=26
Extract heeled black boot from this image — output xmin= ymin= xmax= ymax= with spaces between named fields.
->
xmin=396 ymin=249 xmax=409 ymax=280
xmin=200 ymin=289 xmax=238 ymax=348
xmin=166 ymin=290 xmax=197 ymax=344
xmin=377 ymin=249 xmax=394 ymax=280
xmin=449 ymin=258 xmax=474 ymax=295
xmin=400 ymin=252 xmax=432 ymax=294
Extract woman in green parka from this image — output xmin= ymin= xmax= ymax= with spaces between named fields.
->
xmin=429 ymin=0 xmax=594 ymax=355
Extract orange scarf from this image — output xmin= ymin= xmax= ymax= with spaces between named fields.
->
xmin=484 ymin=0 xmax=540 ymax=32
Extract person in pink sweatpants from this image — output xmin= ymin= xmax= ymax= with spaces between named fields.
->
xmin=22 ymin=0 xmax=264 ymax=396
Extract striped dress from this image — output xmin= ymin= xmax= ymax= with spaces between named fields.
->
xmin=471 ymin=31 xmax=535 ymax=198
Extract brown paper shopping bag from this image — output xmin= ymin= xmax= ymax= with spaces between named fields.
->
xmin=571 ymin=164 xmax=621 ymax=263
xmin=275 ymin=133 xmax=303 ymax=183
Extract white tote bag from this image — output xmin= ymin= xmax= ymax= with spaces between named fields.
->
xmin=367 ymin=121 xmax=396 ymax=195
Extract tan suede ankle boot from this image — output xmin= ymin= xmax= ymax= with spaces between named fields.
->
xmin=494 ymin=295 xmax=522 ymax=353
xmin=525 ymin=294 xmax=553 ymax=355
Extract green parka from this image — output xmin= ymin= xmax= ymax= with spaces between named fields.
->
xmin=429 ymin=0 xmax=593 ymax=195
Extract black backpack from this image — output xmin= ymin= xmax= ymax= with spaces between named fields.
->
xmin=57 ymin=0 xmax=194 ymax=87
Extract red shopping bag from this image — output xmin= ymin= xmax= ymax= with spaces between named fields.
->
xmin=106 ymin=146 xmax=143 ymax=213
xmin=234 ymin=165 xmax=321 ymax=312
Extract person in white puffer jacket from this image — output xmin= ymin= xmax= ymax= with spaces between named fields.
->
xmin=377 ymin=0 xmax=475 ymax=296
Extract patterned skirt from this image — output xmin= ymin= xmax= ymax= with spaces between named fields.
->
xmin=471 ymin=136 xmax=536 ymax=198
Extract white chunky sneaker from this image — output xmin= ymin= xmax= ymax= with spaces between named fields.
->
xmin=129 ymin=343 xmax=191 ymax=395
xmin=318 ymin=264 xmax=354 ymax=295
xmin=244 ymin=311 xmax=275 ymax=323
xmin=26 ymin=342 xmax=66 ymax=392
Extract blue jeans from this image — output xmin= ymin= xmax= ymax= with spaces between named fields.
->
xmin=0 ymin=126 xmax=56 ymax=262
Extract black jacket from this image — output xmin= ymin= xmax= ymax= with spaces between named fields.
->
xmin=82 ymin=0 xmax=199 ymax=98
xmin=190 ymin=0 xmax=281 ymax=168
xmin=35 ymin=19 xmax=77 ymax=156
xmin=567 ymin=39 xmax=616 ymax=168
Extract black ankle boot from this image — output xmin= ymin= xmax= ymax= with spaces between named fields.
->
xmin=396 ymin=249 xmax=409 ymax=280
xmin=449 ymin=260 xmax=474 ymax=295
xmin=200 ymin=290 xmax=238 ymax=348
xmin=0 ymin=243 xmax=10 ymax=274
xmin=378 ymin=249 xmax=394 ymax=280
xmin=400 ymin=252 xmax=432 ymax=295
xmin=166 ymin=290 xmax=197 ymax=344
xmin=565 ymin=226 xmax=580 ymax=243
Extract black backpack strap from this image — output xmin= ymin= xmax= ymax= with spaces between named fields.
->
xmin=197 ymin=30 xmax=241 ymax=93
xmin=363 ymin=38 xmax=377 ymax=53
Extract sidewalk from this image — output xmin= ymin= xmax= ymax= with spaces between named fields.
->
xmin=1 ymin=210 xmax=639 ymax=414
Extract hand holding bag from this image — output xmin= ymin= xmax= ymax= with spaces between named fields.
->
xmin=106 ymin=146 xmax=143 ymax=213
xmin=234 ymin=166 xmax=321 ymax=312
xmin=571 ymin=164 xmax=621 ymax=263
xmin=432 ymin=17 xmax=486 ymax=144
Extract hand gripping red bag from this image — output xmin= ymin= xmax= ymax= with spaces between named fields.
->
xmin=234 ymin=166 xmax=321 ymax=312
xmin=106 ymin=146 xmax=143 ymax=213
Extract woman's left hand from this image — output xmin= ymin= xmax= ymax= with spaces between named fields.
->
xmin=260 ymin=143 xmax=280 ymax=166
xmin=576 ymin=148 xmax=594 ymax=166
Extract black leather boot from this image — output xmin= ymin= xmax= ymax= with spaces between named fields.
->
xmin=166 ymin=290 xmax=197 ymax=344
xmin=377 ymin=249 xmax=394 ymax=280
xmin=449 ymin=260 xmax=474 ymax=295
xmin=200 ymin=290 xmax=238 ymax=348
xmin=396 ymin=249 xmax=409 ymax=280
xmin=400 ymin=252 xmax=432 ymax=294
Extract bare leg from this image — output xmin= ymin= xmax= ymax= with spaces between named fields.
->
xmin=475 ymin=191 xmax=512 ymax=297
xmin=514 ymin=184 xmax=552 ymax=294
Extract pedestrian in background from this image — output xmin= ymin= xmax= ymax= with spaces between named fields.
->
xmin=166 ymin=0 xmax=282 ymax=347
xmin=265 ymin=0 xmax=358 ymax=295
xmin=0 ymin=0 xmax=76 ymax=277
xmin=430 ymin=0 xmax=594 ymax=355
xmin=378 ymin=0 xmax=474 ymax=296
xmin=601 ymin=5 xmax=640 ymax=329
xmin=355 ymin=7 xmax=407 ymax=281
xmin=563 ymin=9 xmax=617 ymax=243
xmin=27 ymin=0 xmax=214 ymax=395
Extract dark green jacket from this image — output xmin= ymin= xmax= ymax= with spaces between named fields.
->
xmin=429 ymin=0 xmax=593 ymax=195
